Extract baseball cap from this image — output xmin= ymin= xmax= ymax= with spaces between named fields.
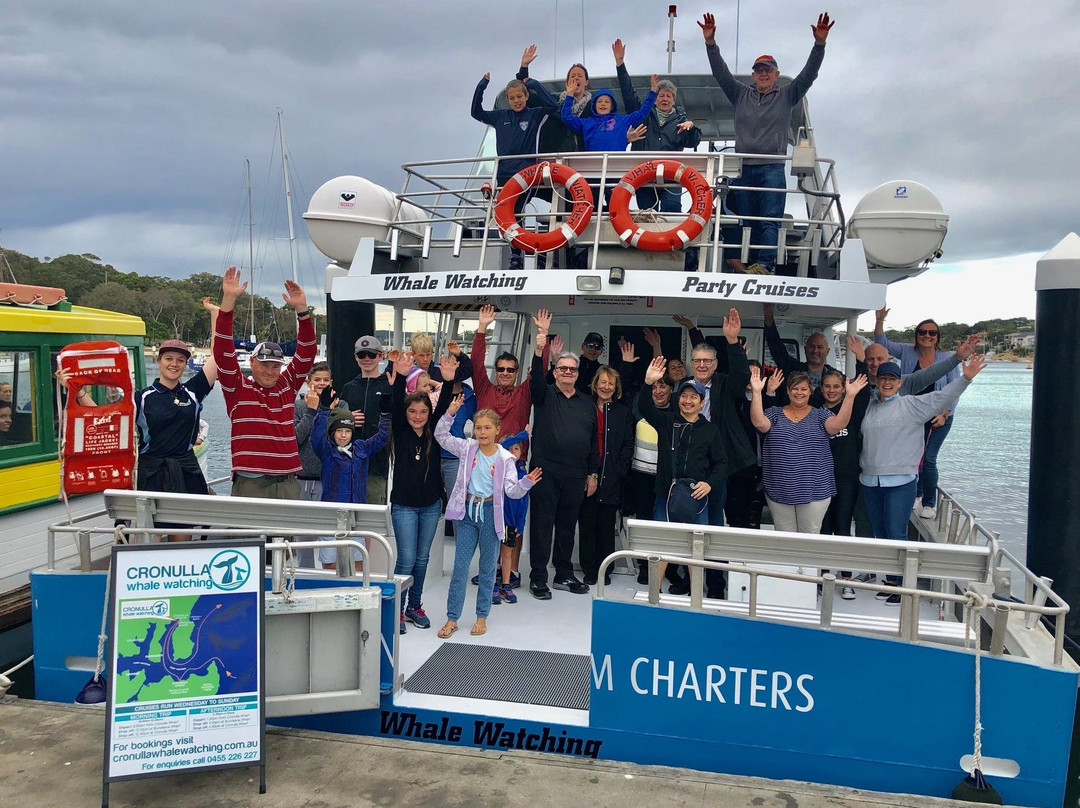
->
xmin=354 ymin=335 xmax=383 ymax=354
xmin=752 ymin=54 xmax=778 ymax=70
xmin=876 ymin=362 xmax=902 ymax=379
xmin=677 ymin=379 xmax=707 ymax=398
xmin=158 ymin=339 xmax=191 ymax=359
xmin=251 ymin=342 xmax=286 ymax=364
xmin=583 ymin=332 xmax=605 ymax=349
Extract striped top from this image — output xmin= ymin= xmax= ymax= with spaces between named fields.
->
xmin=761 ymin=406 xmax=836 ymax=505
xmin=213 ymin=308 xmax=316 ymax=476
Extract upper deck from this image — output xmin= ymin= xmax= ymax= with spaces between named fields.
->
xmin=306 ymin=73 xmax=948 ymax=323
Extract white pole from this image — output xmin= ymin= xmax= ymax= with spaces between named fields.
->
xmin=277 ymin=109 xmax=299 ymax=284
xmin=667 ymin=5 xmax=677 ymax=74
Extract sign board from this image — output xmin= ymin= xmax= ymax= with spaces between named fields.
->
xmin=103 ymin=541 xmax=265 ymax=804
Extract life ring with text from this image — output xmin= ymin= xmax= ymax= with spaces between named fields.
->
xmin=493 ymin=162 xmax=594 ymax=254
xmin=608 ymin=160 xmax=713 ymax=251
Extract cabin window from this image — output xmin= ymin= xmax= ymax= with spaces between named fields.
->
xmin=0 ymin=350 xmax=37 ymax=448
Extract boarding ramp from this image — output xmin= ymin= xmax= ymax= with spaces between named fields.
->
xmin=601 ymin=520 xmax=1072 ymax=665
xmin=91 ymin=490 xmax=398 ymax=717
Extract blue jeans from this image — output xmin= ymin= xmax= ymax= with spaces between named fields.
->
xmin=918 ymin=416 xmax=953 ymax=507
xmin=636 ymin=186 xmax=682 ymax=213
xmin=446 ymin=500 xmax=499 ymax=621
xmin=861 ymin=479 xmax=918 ymax=585
xmin=391 ymin=500 xmax=442 ymax=611
xmin=730 ymin=162 xmax=786 ymax=269
xmin=440 ymin=456 xmax=460 ymax=535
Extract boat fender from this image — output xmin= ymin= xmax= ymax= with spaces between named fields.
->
xmin=608 ymin=160 xmax=713 ymax=252
xmin=493 ymin=162 xmax=594 ymax=254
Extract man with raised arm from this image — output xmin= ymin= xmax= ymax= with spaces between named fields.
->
xmin=699 ymin=11 xmax=834 ymax=275
xmin=471 ymin=304 xmax=535 ymax=443
xmin=527 ymin=309 xmax=599 ymax=599
xmin=762 ymin=303 xmax=840 ymax=404
xmin=213 ymin=265 xmax=316 ymax=499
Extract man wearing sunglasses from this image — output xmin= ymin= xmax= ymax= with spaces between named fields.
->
xmin=470 ymin=305 xmax=540 ymax=448
xmin=339 ymin=334 xmax=393 ymax=505
xmin=527 ymin=309 xmax=599 ymax=599
xmin=700 ymin=11 xmax=834 ymax=275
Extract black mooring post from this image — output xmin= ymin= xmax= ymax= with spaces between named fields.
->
xmin=324 ymin=265 xmax=375 ymax=388
xmin=1024 ymin=233 xmax=1080 ymax=808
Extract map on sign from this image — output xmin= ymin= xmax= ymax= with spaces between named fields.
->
xmin=114 ymin=593 xmax=258 ymax=703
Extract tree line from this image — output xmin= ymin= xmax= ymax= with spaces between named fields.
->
xmin=4 ymin=250 xmax=326 ymax=346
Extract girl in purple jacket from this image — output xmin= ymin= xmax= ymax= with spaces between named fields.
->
xmin=435 ymin=398 xmax=541 ymax=638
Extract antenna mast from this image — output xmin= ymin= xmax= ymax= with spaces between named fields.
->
xmin=667 ymin=5 xmax=677 ymax=73
xmin=245 ymin=158 xmax=256 ymax=342
xmin=277 ymin=109 xmax=299 ymax=284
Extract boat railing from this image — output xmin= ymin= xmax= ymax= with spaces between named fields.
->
xmin=393 ymin=150 xmax=844 ymax=276
xmin=603 ymin=519 xmax=1072 ymax=666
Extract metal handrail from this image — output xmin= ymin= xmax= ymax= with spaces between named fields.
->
xmin=393 ymin=149 xmax=844 ymax=274
xmin=45 ymin=524 xmax=397 ymax=581
xmin=596 ymin=549 xmax=1070 ymax=665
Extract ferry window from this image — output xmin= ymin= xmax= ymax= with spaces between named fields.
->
xmin=0 ymin=350 xmax=36 ymax=447
xmin=766 ymin=339 xmax=800 ymax=366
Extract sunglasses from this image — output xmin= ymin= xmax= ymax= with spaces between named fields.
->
xmin=583 ymin=343 xmax=602 ymax=350
xmin=255 ymin=348 xmax=284 ymax=360
xmin=495 ymin=366 xmax=518 ymax=373
xmin=555 ymin=366 xmax=579 ymax=374
xmin=752 ymin=65 xmax=776 ymax=74
xmin=356 ymin=351 xmax=379 ymax=359
xmin=916 ymin=329 xmax=939 ymax=337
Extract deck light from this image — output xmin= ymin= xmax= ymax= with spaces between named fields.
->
xmin=609 ymin=266 xmax=625 ymax=285
xmin=576 ymin=275 xmax=602 ymax=292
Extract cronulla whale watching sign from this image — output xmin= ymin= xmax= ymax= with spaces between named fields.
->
xmin=103 ymin=541 xmax=266 ymax=805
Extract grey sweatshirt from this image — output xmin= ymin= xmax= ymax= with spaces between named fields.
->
xmin=859 ymin=377 xmax=971 ymax=477
xmin=706 ymin=41 xmax=825 ymax=163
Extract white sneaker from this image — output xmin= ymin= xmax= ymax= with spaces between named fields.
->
xmin=840 ymin=585 xmax=856 ymax=600
xmin=912 ymin=497 xmax=922 ymax=512
xmin=920 ymin=506 xmax=937 ymax=519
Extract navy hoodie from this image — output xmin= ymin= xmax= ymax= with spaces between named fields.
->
xmin=472 ymin=76 xmax=560 ymax=183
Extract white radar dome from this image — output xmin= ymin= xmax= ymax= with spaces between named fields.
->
xmin=303 ymin=176 xmax=428 ymax=264
xmin=848 ymin=181 xmax=949 ymax=269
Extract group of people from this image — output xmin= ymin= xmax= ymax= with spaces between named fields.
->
xmin=471 ymin=11 xmax=835 ymax=274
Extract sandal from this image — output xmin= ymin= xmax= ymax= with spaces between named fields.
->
xmin=470 ymin=619 xmax=487 ymax=636
xmin=437 ymin=621 xmax=458 ymax=639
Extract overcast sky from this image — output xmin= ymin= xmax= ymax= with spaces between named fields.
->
xmin=2 ymin=0 xmax=1077 ymax=329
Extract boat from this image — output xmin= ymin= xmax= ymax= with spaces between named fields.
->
xmin=0 ymin=285 xmax=147 ymax=626
xmin=25 ymin=51 xmax=1078 ymax=808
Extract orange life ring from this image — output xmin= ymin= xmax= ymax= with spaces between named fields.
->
xmin=608 ymin=160 xmax=714 ymax=251
xmin=493 ymin=162 xmax=594 ymax=254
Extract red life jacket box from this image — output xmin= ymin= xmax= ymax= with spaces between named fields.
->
xmin=57 ymin=341 xmax=136 ymax=496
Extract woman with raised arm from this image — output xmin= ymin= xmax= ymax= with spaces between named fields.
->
xmin=874 ymin=307 xmax=970 ymax=520
xmin=749 ymin=365 xmax=866 ymax=535
xmin=859 ymin=355 xmax=987 ymax=605
xmin=387 ymin=349 xmax=455 ymax=635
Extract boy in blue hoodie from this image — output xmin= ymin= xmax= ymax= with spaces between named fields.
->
xmin=472 ymin=72 xmax=561 ymax=270
xmin=312 ymin=398 xmax=391 ymax=569
xmin=494 ymin=429 xmax=531 ymax=603
xmin=561 ymin=73 xmax=659 ymax=153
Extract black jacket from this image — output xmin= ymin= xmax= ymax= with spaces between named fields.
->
xmin=594 ymin=399 xmax=635 ymax=505
xmin=339 ymin=373 xmax=393 ymax=478
xmin=763 ymin=320 xmax=840 ymax=406
xmin=638 ymin=384 xmax=727 ymax=497
xmin=704 ymin=342 xmax=757 ymax=475
xmin=616 ymin=65 xmax=702 ymax=152
xmin=530 ymin=353 xmax=599 ymax=479
xmin=518 ymin=65 xmax=591 ymax=153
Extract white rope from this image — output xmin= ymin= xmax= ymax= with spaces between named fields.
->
xmin=87 ymin=525 xmax=126 ymax=684
xmin=282 ymin=539 xmax=297 ymax=603
xmin=963 ymin=590 xmax=993 ymax=772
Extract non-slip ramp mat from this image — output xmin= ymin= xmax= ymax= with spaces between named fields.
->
xmin=405 ymin=643 xmax=590 ymax=710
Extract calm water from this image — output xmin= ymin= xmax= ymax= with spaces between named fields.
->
xmin=190 ymin=362 xmax=1034 ymax=557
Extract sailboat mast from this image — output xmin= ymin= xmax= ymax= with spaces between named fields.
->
xmin=277 ymin=109 xmax=299 ymax=284
xmin=245 ymin=158 xmax=256 ymax=342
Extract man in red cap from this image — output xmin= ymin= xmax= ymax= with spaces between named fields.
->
xmin=213 ymin=265 xmax=316 ymax=499
xmin=699 ymin=11 xmax=834 ymax=275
